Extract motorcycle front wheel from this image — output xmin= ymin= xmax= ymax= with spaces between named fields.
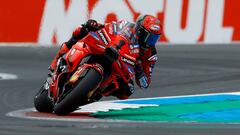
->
xmin=34 ymin=86 xmax=54 ymax=113
xmin=54 ymin=68 xmax=102 ymax=116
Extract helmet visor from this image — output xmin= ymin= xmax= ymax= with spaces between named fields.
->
xmin=136 ymin=25 xmax=161 ymax=47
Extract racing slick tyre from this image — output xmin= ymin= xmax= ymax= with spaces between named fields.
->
xmin=54 ymin=68 xmax=102 ymax=116
xmin=34 ymin=86 xmax=54 ymax=113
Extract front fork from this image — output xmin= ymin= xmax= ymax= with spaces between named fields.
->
xmin=44 ymin=57 xmax=69 ymax=103
xmin=44 ymin=76 xmax=53 ymax=99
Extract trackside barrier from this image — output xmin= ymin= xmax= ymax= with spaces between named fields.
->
xmin=0 ymin=0 xmax=239 ymax=45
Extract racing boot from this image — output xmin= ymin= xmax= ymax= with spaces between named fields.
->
xmin=49 ymin=43 xmax=70 ymax=72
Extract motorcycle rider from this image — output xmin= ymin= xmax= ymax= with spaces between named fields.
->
xmin=49 ymin=15 xmax=162 ymax=100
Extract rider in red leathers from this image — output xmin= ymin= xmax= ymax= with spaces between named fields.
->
xmin=49 ymin=15 xmax=162 ymax=100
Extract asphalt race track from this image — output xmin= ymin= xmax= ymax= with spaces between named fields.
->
xmin=0 ymin=44 xmax=240 ymax=135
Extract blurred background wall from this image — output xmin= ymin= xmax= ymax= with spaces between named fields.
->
xmin=0 ymin=0 xmax=239 ymax=46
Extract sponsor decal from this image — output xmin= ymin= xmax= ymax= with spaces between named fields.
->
xmin=148 ymin=54 xmax=158 ymax=61
xmin=129 ymin=44 xmax=139 ymax=54
xmin=139 ymin=76 xmax=148 ymax=88
xmin=130 ymin=49 xmax=139 ymax=54
xmin=150 ymin=24 xmax=160 ymax=31
xmin=127 ymin=66 xmax=134 ymax=74
xmin=1 ymin=0 xmax=240 ymax=44
xmin=69 ymin=67 xmax=84 ymax=83
xmin=98 ymin=30 xmax=109 ymax=45
xmin=129 ymin=44 xmax=139 ymax=49
xmin=121 ymin=57 xmax=135 ymax=66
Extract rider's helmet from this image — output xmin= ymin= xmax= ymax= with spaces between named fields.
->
xmin=135 ymin=15 xmax=162 ymax=48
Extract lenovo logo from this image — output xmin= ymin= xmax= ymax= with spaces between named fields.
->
xmin=121 ymin=57 xmax=135 ymax=66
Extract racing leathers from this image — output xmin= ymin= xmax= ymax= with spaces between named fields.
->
xmin=49 ymin=19 xmax=158 ymax=99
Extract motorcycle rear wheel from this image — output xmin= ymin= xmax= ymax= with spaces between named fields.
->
xmin=54 ymin=68 xmax=102 ymax=116
xmin=34 ymin=86 xmax=54 ymax=113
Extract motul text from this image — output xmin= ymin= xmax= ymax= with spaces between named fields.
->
xmin=0 ymin=0 xmax=239 ymax=45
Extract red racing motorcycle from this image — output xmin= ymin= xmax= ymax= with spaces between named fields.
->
xmin=34 ymin=24 xmax=139 ymax=115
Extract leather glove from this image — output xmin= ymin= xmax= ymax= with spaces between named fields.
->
xmin=134 ymin=64 xmax=149 ymax=89
xmin=83 ymin=19 xmax=100 ymax=31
